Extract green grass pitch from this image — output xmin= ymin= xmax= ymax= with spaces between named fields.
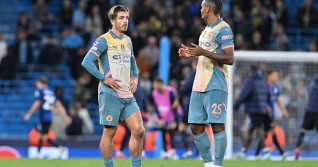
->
xmin=1 ymin=159 xmax=317 ymax=167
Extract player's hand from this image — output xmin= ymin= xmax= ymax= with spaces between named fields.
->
xmin=167 ymin=122 xmax=177 ymax=130
xmin=64 ymin=115 xmax=72 ymax=124
xmin=178 ymin=122 xmax=187 ymax=132
xmin=187 ymin=43 xmax=205 ymax=57
xmin=24 ymin=113 xmax=31 ymax=122
xmin=130 ymin=76 xmax=138 ymax=93
xmin=158 ymin=119 xmax=165 ymax=127
xmin=179 ymin=44 xmax=192 ymax=58
xmin=104 ymin=78 xmax=122 ymax=90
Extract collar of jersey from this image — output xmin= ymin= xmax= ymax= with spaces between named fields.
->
xmin=109 ymin=29 xmax=124 ymax=40
xmin=208 ymin=18 xmax=223 ymax=29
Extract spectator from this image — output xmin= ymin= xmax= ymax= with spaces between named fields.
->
xmin=85 ymin=4 xmax=103 ymax=33
xmin=13 ymin=30 xmax=33 ymax=68
xmin=75 ymin=102 xmax=94 ymax=135
xmin=55 ymin=87 xmax=69 ymax=111
xmin=61 ymin=28 xmax=84 ymax=50
xmin=250 ymin=31 xmax=266 ymax=50
xmin=66 ymin=107 xmax=83 ymax=136
xmin=0 ymin=33 xmax=8 ymax=64
xmin=234 ymin=33 xmax=245 ymax=50
xmin=60 ymin=0 xmax=73 ymax=25
xmin=71 ymin=47 xmax=86 ymax=80
xmin=308 ymin=40 xmax=317 ymax=52
xmin=274 ymin=23 xmax=290 ymax=51
xmin=73 ymin=0 xmax=86 ymax=31
xmin=275 ymin=0 xmax=288 ymax=28
xmin=296 ymin=0 xmax=317 ymax=28
xmin=73 ymin=72 xmax=91 ymax=106
xmin=16 ymin=12 xmax=30 ymax=32
xmin=38 ymin=36 xmax=62 ymax=66
xmin=32 ymin=0 xmax=50 ymax=25
xmin=138 ymin=36 xmax=160 ymax=74
xmin=0 ymin=47 xmax=16 ymax=80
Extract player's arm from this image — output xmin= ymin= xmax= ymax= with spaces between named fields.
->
xmin=276 ymin=96 xmax=289 ymax=119
xmin=233 ymin=80 xmax=254 ymax=112
xmin=187 ymin=26 xmax=234 ymax=65
xmin=168 ymin=91 xmax=178 ymax=130
xmin=24 ymin=100 xmax=41 ymax=121
xmin=82 ymin=37 xmax=107 ymax=82
xmin=54 ymin=100 xmax=71 ymax=124
xmin=130 ymin=42 xmax=138 ymax=93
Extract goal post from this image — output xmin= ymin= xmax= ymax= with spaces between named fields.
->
xmin=226 ymin=51 xmax=318 ymax=159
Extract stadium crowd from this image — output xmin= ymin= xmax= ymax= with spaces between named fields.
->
xmin=0 ymin=0 xmax=317 ymax=157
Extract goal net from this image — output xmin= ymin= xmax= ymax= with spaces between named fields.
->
xmin=226 ymin=51 xmax=318 ymax=159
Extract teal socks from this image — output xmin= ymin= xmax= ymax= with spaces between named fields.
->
xmin=194 ymin=130 xmax=213 ymax=163
xmin=103 ymin=158 xmax=114 ymax=167
xmin=214 ymin=131 xmax=227 ymax=166
xmin=131 ymin=156 xmax=142 ymax=167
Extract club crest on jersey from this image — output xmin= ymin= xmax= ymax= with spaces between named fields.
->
xmin=106 ymin=115 xmax=113 ymax=122
xmin=121 ymin=44 xmax=125 ymax=51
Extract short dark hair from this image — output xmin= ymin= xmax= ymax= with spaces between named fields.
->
xmin=204 ymin=0 xmax=223 ymax=15
xmin=267 ymin=70 xmax=277 ymax=76
xmin=250 ymin=65 xmax=259 ymax=73
xmin=108 ymin=5 xmax=129 ymax=20
xmin=38 ymin=76 xmax=48 ymax=84
xmin=154 ymin=77 xmax=164 ymax=84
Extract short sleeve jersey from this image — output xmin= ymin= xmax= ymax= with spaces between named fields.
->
xmin=34 ymin=88 xmax=57 ymax=122
xmin=192 ymin=18 xmax=234 ymax=93
xmin=89 ymin=30 xmax=135 ymax=98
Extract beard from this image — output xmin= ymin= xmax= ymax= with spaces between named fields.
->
xmin=115 ymin=24 xmax=128 ymax=33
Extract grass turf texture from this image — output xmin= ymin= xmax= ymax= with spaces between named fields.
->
xmin=0 ymin=159 xmax=317 ymax=167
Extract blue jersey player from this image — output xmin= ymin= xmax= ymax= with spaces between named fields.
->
xmin=81 ymin=5 xmax=144 ymax=167
xmin=24 ymin=76 xmax=71 ymax=158
xmin=179 ymin=0 xmax=234 ymax=166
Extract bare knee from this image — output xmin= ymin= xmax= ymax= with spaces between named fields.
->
xmin=211 ymin=124 xmax=225 ymax=133
xmin=132 ymin=126 xmax=145 ymax=139
xmin=103 ymin=126 xmax=118 ymax=138
xmin=190 ymin=124 xmax=205 ymax=135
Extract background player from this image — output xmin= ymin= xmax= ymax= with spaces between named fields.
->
xmin=233 ymin=65 xmax=271 ymax=160
xmin=179 ymin=0 xmax=234 ymax=166
xmin=295 ymin=73 xmax=318 ymax=160
xmin=24 ymin=76 xmax=71 ymax=158
xmin=81 ymin=5 xmax=144 ymax=167
xmin=254 ymin=70 xmax=289 ymax=160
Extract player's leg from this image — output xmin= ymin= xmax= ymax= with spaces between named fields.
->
xmin=206 ymin=90 xmax=228 ymax=167
xmin=98 ymin=92 xmax=122 ymax=167
xmin=189 ymin=91 xmax=213 ymax=166
xmin=161 ymin=127 xmax=168 ymax=158
xmin=116 ymin=124 xmax=130 ymax=158
xmin=190 ymin=124 xmax=213 ymax=165
xmin=100 ymin=125 xmax=118 ymax=167
xmin=295 ymin=112 xmax=314 ymax=160
xmin=250 ymin=114 xmax=267 ymax=158
xmin=211 ymin=123 xmax=226 ymax=167
xmin=123 ymin=110 xmax=144 ymax=167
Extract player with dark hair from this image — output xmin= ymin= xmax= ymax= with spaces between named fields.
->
xmin=295 ymin=74 xmax=318 ymax=160
xmin=81 ymin=5 xmax=144 ymax=167
xmin=179 ymin=0 xmax=234 ymax=166
xmin=24 ymin=76 xmax=71 ymax=158
xmin=254 ymin=70 xmax=289 ymax=160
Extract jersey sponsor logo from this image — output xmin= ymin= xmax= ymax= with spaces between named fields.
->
xmin=199 ymin=41 xmax=211 ymax=47
xmin=106 ymin=115 xmax=113 ymax=122
xmin=113 ymin=54 xmax=131 ymax=63
xmin=222 ymin=35 xmax=233 ymax=40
